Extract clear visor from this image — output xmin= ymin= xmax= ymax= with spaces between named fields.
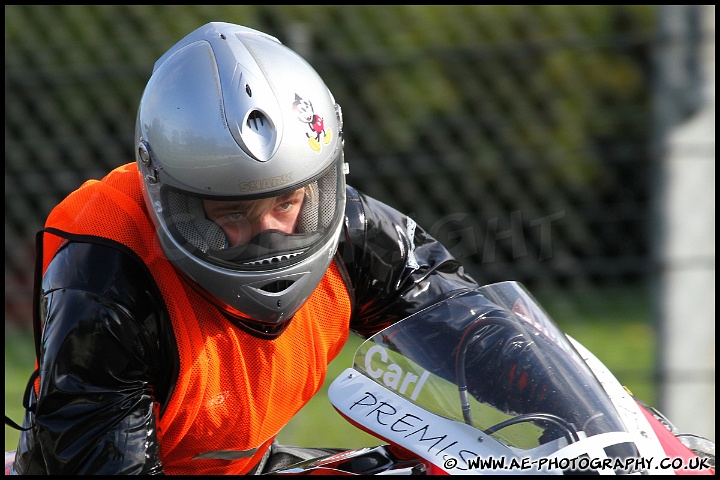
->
xmin=161 ymin=163 xmax=343 ymax=271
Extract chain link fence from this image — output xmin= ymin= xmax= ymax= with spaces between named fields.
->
xmin=4 ymin=5 xmax=701 ymax=328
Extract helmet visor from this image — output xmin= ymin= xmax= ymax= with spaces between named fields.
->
xmin=160 ymin=162 xmax=344 ymax=272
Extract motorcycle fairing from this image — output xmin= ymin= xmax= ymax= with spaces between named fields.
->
xmin=329 ymin=282 xmax=658 ymax=475
xmin=329 ymin=368 xmax=551 ymax=475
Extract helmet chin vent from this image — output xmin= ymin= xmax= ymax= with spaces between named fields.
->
xmin=259 ymin=279 xmax=295 ymax=293
xmin=243 ymin=251 xmax=303 ymax=266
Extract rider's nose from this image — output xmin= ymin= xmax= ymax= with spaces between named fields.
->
xmin=254 ymin=213 xmax=283 ymax=234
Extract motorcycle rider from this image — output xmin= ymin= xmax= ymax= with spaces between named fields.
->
xmin=10 ymin=22 xmax=489 ymax=475
xmin=9 ymin=22 xmax=716 ymax=475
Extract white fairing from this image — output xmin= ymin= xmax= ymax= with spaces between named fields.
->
xmin=330 ymin=369 xmax=555 ymax=475
xmin=329 ymin=282 xmax=675 ymax=475
xmin=567 ymin=337 xmax=673 ymax=472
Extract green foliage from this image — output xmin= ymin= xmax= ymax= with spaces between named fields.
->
xmin=5 ymin=5 xmax=657 ymax=189
xmin=4 ymin=325 xmax=37 ymax=453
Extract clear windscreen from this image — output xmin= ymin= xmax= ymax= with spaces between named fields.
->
xmin=351 ymin=282 xmax=630 ymax=453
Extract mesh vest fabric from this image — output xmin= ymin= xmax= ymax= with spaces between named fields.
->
xmin=42 ymin=163 xmax=352 ymax=474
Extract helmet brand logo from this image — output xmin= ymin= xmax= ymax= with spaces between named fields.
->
xmin=239 ymin=172 xmax=293 ymax=192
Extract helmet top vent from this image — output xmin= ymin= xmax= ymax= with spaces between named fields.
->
xmin=240 ymin=109 xmax=276 ymax=162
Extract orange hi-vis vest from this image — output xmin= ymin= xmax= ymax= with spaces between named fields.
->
xmin=41 ymin=163 xmax=353 ymax=475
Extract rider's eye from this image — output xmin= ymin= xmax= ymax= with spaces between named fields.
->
xmin=227 ymin=211 xmax=248 ymax=221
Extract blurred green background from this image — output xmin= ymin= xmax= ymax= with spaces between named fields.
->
xmin=7 ymin=5 xmax=663 ymax=314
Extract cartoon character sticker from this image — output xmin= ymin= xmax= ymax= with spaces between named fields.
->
xmin=293 ymin=93 xmax=332 ymax=153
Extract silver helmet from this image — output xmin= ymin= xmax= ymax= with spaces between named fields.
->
xmin=135 ymin=22 xmax=347 ymax=336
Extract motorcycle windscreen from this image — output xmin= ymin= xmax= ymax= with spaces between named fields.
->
xmin=352 ymin=281 xmax=633 ymax=454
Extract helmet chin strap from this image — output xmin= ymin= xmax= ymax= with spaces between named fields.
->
xmin=209 ymin=229 xmax=323 ymax=265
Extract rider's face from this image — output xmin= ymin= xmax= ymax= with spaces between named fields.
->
xmin=203 ymin=188 xmax=306 ymax=247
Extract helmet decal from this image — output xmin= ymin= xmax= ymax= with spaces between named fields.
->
xmin=293 ymin=93 xmax=333 ymax=153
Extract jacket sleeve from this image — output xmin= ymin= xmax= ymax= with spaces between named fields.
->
xmin=338 ymin=186 xmax=481 ymax=337
xmin=12 ymin=241 xmax=177 ymax=475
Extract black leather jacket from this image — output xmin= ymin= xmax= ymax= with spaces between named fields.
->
xmin=11 ymin=186 xmax=485 ymax=474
